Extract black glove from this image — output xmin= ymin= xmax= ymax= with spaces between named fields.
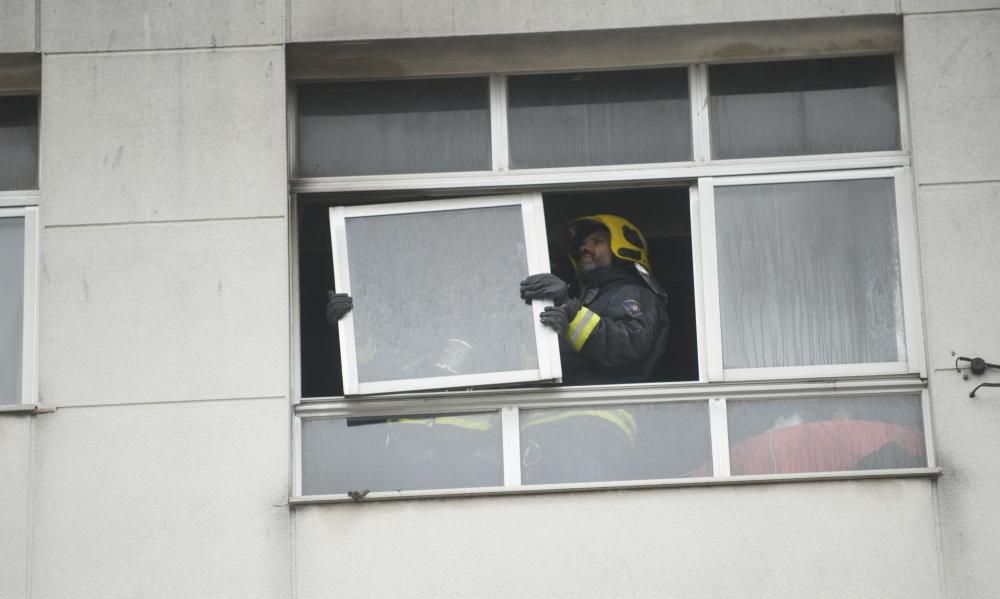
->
xmin=539 ymin=299 xmax=581 ymax=336
xmin=325 ymin=291 xmax=353 ymax=326
xmin=520 ymin=273 xmax=569 ymax=305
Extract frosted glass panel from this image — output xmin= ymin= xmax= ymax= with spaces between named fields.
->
xmin=302 ymin=412 xmax=502 ymax=495
xmin=520 ymin=401 xmax=712 ymax=484
xmin=344 ymin=205 xmax=537 ymax=384
xmin=0 ymin=217 xmax=24 ymax=404
xmin=709 ymin=56 xmax=899 ymax=158
xmin=0 ymin=96 xmax=38 ymax=191
xmin=297 ymin=77 xmax=490 ymax=176
xmin=715 ymin=179 xmax=904 ymax=369
xmin=727 ymin=395 xmax=926 ymax=475
xmin=508 ymin=68 xmax=691 ymax=168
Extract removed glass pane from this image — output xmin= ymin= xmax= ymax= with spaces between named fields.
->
xmin=0 ymin=96 xmax=39 ymax=191
xmin=715 ymin=178 xmax=905 ymax=369
xmin=709 ymin=55 xmax=900 ymax=158
xmin=343 ymin=204 xmax=538 ymax=385
xmin=297 ymin=77 xmax=491 ymax=176
xmin=727 ymin=395 xmax=926 ymax=475
xmin=520 ymin=401 xmax=712 ymax=484
xmin=508 ymin=68 xmax=691 ymax=168
xmin=301 ymin=412 xmax=502 ymax=495
xmin=0 ymin=217 xmax=25 ymax=404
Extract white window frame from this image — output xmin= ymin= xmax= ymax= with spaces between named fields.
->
xmin=697 ymin=167 xmax=925 ymax=382
xmin=290 ymin=379 xmax=936 ymax=503
xmin=289 ymin=52 xmax=935 ymax=502
xmin=0 ymin=206 xmax=39 ymax=409
xmin=329 ymin=193 xmax=562 ymax=395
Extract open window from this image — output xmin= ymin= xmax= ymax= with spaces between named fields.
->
xmin=297 ymin=184 xmax=699 ymax=399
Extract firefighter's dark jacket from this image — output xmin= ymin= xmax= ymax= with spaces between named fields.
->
xmin=559 ymin=264 xmax=670 ymax=385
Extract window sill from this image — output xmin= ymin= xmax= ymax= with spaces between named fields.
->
xmin=295 ymin=374 xmax=927 ymax=416
xmin=289 ymin=467 xmax=942 ymax=506
xmin=0 ymin=404 xmax=52 ymax=416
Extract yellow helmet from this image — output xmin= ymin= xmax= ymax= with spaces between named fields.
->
xmin=567 ymin=214 xmax=652 ymax=272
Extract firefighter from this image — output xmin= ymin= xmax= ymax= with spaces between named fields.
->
xmin=519 ymin=215 xmax=670 ymax=483
xmin=519 ymin=214 xmax=670 ymax=385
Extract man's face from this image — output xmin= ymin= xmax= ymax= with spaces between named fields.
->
xmin=576 ymin=229 xmax=613 ymax=273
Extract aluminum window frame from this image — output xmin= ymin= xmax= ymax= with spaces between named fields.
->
xmin=702 ymin=54 xmax=905 ymax=161
xmin=291 ymin=379 xmax=935 ymax=503
xmin=697 ymin=167 xmax=924 ymax=382
xmin=0 ymin=91 xmax=41 ymax=197
xmin=328 ymin=193 xmax=561 ymax=395
xmin=289 ymin=51 xmax=932 ymax=502
xmin=0 ymin=206 xmax=39 ymax=410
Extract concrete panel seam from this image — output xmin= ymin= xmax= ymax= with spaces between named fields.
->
xmin=25 ymin=416 xmax=36 ymax=599
xmin=34 ymin=0 xmax=41 ymax=52
xmin=43 ymin=214 xmax=287 ymax=230
xmin=930 ymin=481 xmax=950 ymax=597
xmin=48 ymin=395 xmax=289 ymax=410
xmin=40 ymin=43 xmax=287 ymax=58
xmin=918 ymin=179 xmax=1000 ymax=188
xmin=904 ymin=6 xmax=1000 ymax=17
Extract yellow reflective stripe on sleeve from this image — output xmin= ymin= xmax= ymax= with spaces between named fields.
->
xmin=565 ymin=306 xmax=601 ymax=352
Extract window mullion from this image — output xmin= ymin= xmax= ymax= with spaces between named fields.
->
xmin=894 ymin=53 xmax=911 ymax=154
xmin=287 ymin=84 xmax=298 ymax=179
xmin=921 ymin=389 xmax=937 ymax=470
xmin=689 ymin=64 xmax=711 ymax=162
xmin=20 ymin=207 xmax=39 ymax=405
xmin=895 ymin=166 xmax=925 ymax=377
xmin=689 ymin=182 xmax=709 ymax=383
xmin=697 ymin=177 xmax=725 ymax=381
xmin=709 ymin=397 xmax=731 ymax=477
xmin=501 ymin=406 xmax=522 ymax=486
xmin=490 ymin=74 xmax=510 ymax=172
xmin=292 ymin=414 xmax=304 ymax=497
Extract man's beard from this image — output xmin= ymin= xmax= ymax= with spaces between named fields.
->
xmin=576 ymin=255 xmax=597 ymax=274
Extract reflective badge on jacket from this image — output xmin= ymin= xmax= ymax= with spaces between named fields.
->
xmin=623 ymin=299 xmax=642 ymax=316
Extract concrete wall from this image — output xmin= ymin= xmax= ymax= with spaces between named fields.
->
xmin=296 ymin=480 xmax=942 ymax=599
xmin=0 ymin=0 xmax=36 ymax=53
xmin=2 ymin=1 xmax=1000 ymax=598
xmin=905 ymin=8 xmax=1000 ymax=598
xmin=0 ymin=417 xmax=32 ymax=599
xmin=290 ymin=0 xmax=898 ymax=42
xmin=17 ymin=4 xmax=292 ymax=598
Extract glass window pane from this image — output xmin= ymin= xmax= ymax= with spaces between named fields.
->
xmin=343 ymin=204 xmax=539 ymax=386
xmin=715 ymin=179 xmax=905 ymax=369
xmin=507 ymin=68 xmax=691 ymax=169
xmin=1 ymin=217 xmax=25 ymax=405
xmin=709 ymin=56 xmax=900 ymax=158
xmin=301 ymin=412 xmax=502 ymax=494
xmin=297 ymin=77 xmax=491 ymax=177
xmin=0 ymin=96 xmax=38 ymax=191
xmin=727 ymin=395 xmax=926 ymax=475
xmin=520 ymin=402 xmax=712 ymax=484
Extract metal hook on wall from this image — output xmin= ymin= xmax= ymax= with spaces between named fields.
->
xmin=970 ymin=382 xmax=1000 ymax=398
xmin=955 ymin=356 xmax=1000 ymax=398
